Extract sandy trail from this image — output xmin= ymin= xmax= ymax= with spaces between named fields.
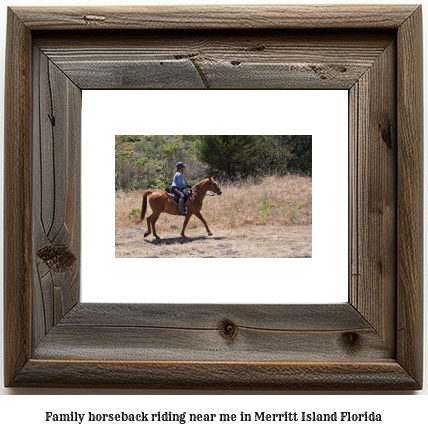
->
xmin=115 ymin=225 xmax=311 ymax=258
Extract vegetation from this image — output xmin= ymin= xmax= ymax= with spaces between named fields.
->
xmin=128 ymin=208 xmax=141 ymax=217
xmin=115 ymin=135 xmax=312 ymax=191
xmin=192 ymin=135 xmax=262 ymax=178
xmin=258 ymin=193 xmax=274 ymax=224
xmin=193 ymin=135 xmax=311 ymax=178
xmin=117 ymin=175 xmax=311 ymax=231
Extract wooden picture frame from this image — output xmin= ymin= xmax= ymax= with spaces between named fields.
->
xmin=4 ymin=5 xmax=423 ymax=389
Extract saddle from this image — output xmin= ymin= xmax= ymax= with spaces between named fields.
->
xmin=165 ymin=187 xmax=190 ymax=205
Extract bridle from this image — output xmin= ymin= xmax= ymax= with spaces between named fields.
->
xmin=191 ymin=187 xmax=216 ymax=197
xmin=190 ymin=178 xmax=220 ymax=196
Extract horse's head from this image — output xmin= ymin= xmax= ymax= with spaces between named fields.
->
xmin=208 ymin=176 xmax=222 ymax=195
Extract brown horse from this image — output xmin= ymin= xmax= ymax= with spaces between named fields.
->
xmin=139 ymin=177 xmax=222 ymax=239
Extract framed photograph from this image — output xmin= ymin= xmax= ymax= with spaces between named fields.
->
xmin=4 ymin=5 xmax=423 ymax=389
xmin=83 ymin=90 xmax=347 ymax=305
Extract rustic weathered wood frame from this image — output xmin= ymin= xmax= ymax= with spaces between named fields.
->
xmin=4 ymin=5 xmax=423 ymax=389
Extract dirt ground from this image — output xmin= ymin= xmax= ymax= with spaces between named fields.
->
xmin=115 ymin=225 xmax=311 ymax=258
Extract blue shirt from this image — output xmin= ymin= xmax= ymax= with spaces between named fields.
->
xmin=172 ymin=171 xmax=186 ymax=188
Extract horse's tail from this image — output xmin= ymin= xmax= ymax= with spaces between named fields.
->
xmin=139 ymin=190 xmax=153 ymax=222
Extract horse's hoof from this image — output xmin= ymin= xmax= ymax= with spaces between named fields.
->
xmin=155 ymin=236 xmax=160 ymax=240
xmin=181 ymin=234 xmax=187 ymax=238
xmin=144 ymin=233 xmax=149 ymax=238
xmin=208 ymin=233 xmax=213 ymax=236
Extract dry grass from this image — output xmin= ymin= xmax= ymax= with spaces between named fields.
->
xmin=116 ymin=175 xmax=311 ymax=233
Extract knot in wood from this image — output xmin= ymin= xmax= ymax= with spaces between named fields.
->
xmin=341 ymin=332 xmax=361 ymax=350
xmin=219 ymin=320 xmax=238 ymax=340
xmin=378 ymin=122 xmax=393 ymax=149
xmin=37 ymin=245 xmax=76 ymax=272
xmin=83 ymin=15 xmax=106 ymax=23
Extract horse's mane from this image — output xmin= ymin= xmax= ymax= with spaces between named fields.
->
xmin=193 ymin=177 xmax=210 ymax=189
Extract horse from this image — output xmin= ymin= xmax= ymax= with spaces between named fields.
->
xmin=139 ymin=177 xmax=222 ymax=239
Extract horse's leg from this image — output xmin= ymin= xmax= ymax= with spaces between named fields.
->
xmin=144 ymin=214 xmax=153 ymax=237
xmin=152 ymin=216 xmax=161 ymax=239
xmin=181 ymin=213 xmax=192 ymax=238
xmin=194 ymin=211 xmax=212 ymax=236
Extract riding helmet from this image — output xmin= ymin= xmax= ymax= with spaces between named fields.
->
xmin=176 ymin=162 xmax=186 ymax=168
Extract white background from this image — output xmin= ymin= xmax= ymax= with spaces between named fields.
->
xmin=0 ymin=0 xmax=427 ymax=429
xmin=82 ymin=90 xmax=348 ymax=304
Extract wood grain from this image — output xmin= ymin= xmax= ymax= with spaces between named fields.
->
xmin=349 ymin=40 xmax=396 ymax=351
xmin=4 ymin=8 xmax=32 ymax=388
xmin=31 ymin=46 xmax=81 ymax=349
xmin=32 ymin=303 xmax=391 ymax=362
xmin=396 ymin=6 xmax=423 ymax=387
xmin=12 ymin=361 xmax=419 ymax=390
xmin=4 ymin=5 xmax=423 ymax=389
xmin=12 ymin=5 xmax=419 ymax=30
xmin=61 ymin=303 xmax=371 ymax=329
xmin=34 ymin=31 xmax=394 ymax=89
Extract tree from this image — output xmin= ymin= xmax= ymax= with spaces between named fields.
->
xmin=193 ymin=135 xmax=312 ymax=178
xmin=279 ymin=135 xmax=312 ymax=175
xmin=193 ymin=135 xmax=265 ymax=177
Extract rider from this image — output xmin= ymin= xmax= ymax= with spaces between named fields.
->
xmin=171 ymin=162 xmax=192 ymax=216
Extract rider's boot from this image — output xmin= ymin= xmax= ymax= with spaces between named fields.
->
xmin=178 ymin=198 xmax=186 ymax=216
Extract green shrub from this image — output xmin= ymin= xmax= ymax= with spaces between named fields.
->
xmin=258 ymin=193 xmax=274 ymax=224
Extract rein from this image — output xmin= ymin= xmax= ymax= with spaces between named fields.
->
xmin=190 ymin=180 xmax=217 ymax=209
xmin=191 ymin=178 xmax=217 ymax=196
xmin=191 ymin=187 xmax=216 ymax=197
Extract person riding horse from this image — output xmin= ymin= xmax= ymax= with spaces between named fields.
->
xmin=171 ymin=162 xmax=192 ymax=216
xmin=141 ymin=175 xmax=222 ymax=239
